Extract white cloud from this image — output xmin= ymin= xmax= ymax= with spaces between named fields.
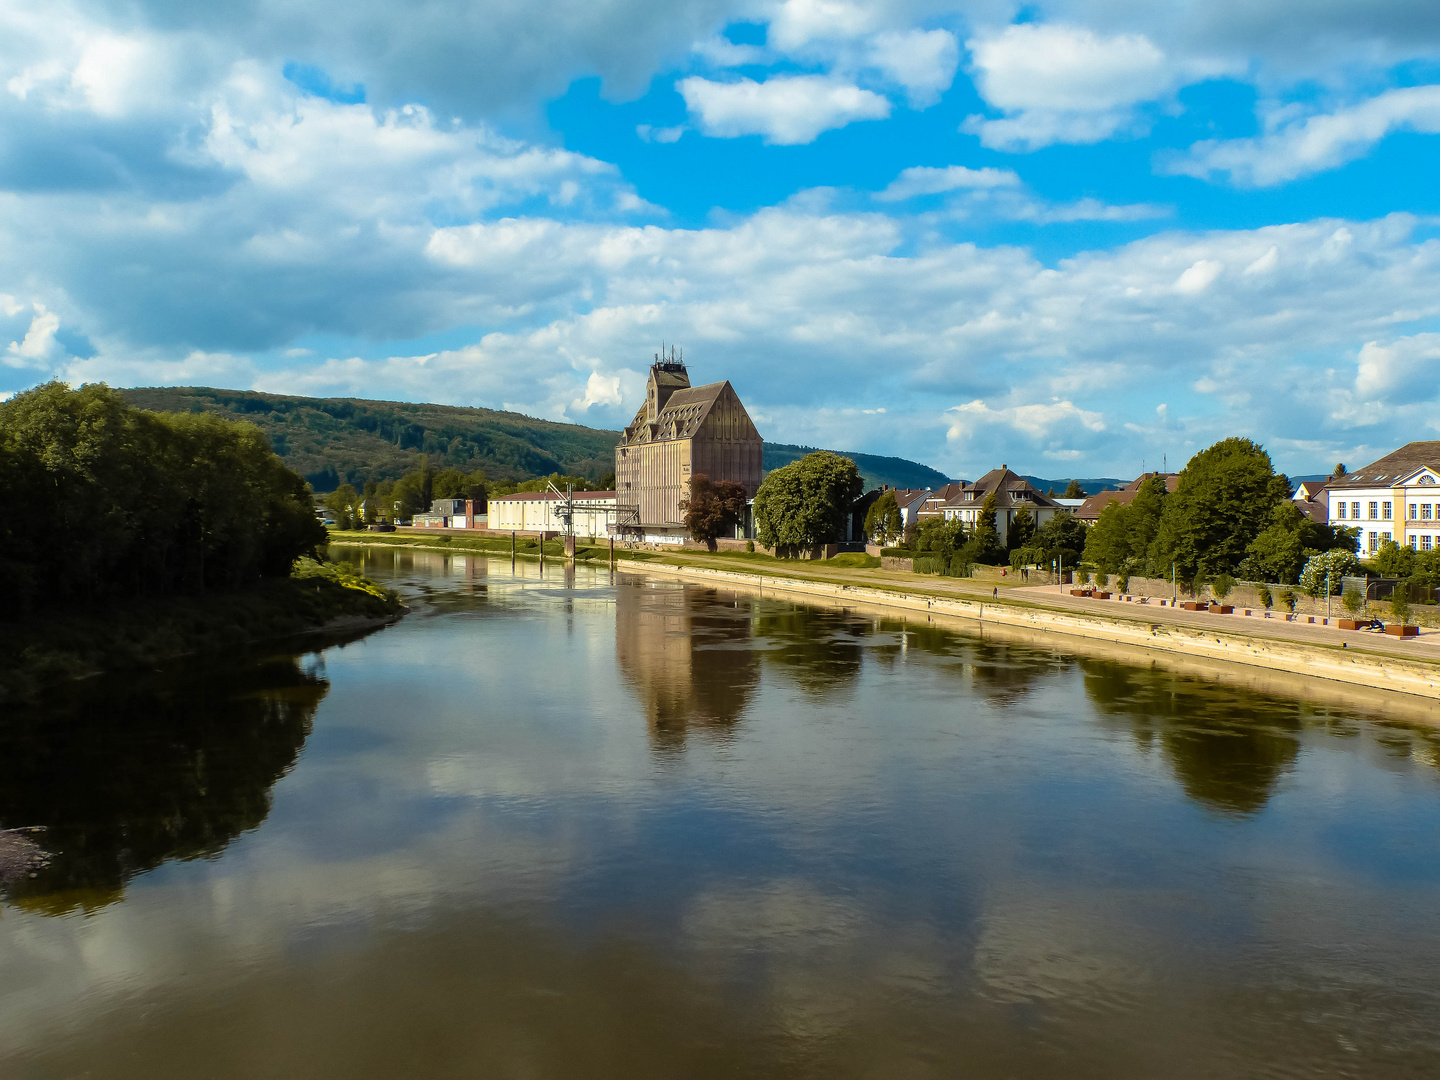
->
xmin=1354 ymin=333 xmax=1440 ymax=403
xmin=963 ymin=22 xmax=1233 ymax=151
xmin=677 ymin=74 xmax=890 ymax=144
xmin=1164 ymin=85 xmax=1440 ymax=187
xmin=1174 ymin=259 xmax=1223 ymax=294
xmin=636 ymin=123 xmax=686 ymax=142
xmin=865 ymin=29 xmax=959 ymax=106
xmin=577 ymin=369 xmax=624 ymax=409
xmin=875 ymin=164 xmax=1021 ymax=201
xmin=5 ymin=303 xmax=60 ymax=367
xmin=945 ymin=398 xmax=1107 ymax=443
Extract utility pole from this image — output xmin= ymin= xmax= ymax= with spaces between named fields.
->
xmin=1327 ymin=567 xmax=1332 ymax=619
xmin=609 ymin=534 xmax=615 ymax=570
xmin=1172 ymin=563 xmax=1177 ymax=606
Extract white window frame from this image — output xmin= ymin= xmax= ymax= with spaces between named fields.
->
xmin=1383 ymin=501 xmax=1393 ymax=520
xmin=1369 ymin=501 xmax=1379 ymax=519
xmin=1337 ymin=502 xmax=1347 ymax=519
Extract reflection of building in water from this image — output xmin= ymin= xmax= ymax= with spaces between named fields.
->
xmin=615 ymin=580 xmax=760 ymax=751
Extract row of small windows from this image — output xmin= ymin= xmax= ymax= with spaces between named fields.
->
xmin=1337 ymin=501 xmax=1439 ymax=520
xmin=1364 ymin=531 xmax=1438 ymax=551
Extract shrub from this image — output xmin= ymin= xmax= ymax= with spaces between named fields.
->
xmin=881 ymin=547 xmax=912 ymax=557
xmin=1342 ymin=586 xmax=1363 ymax=615
xmin=1257 ymin=585 xmax=1272 ymax=610
xmin=1280 ymin=588 xmax=1296 ymax=612
xmin=1211 ymin=573 xmax=1234 ymax=601
xmin=947 ymin=555 xmax=973 ymax=578
xmin=1077 ymin=566 xmax=1091 ymax=586
xmin=1391 ymin=583 xmax=1412 ymax=625
xmin=746 ymin=539 xmax=755 ymax=552
xmin=1095 ymin=571 xmax=1109 ymax=589
xmin=913 ymin=555 xmax=945 ymax=574
xmin=1116 ymin=571 xmax=1130 ymax=593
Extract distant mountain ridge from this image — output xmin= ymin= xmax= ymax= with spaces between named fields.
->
xmin=1021 ymin=475 xmax=1127 ymax=495
xmin=121 ymin=387 xmax=956 ymax=494
xmin=763 ymin=443 xmax=951 ymax=492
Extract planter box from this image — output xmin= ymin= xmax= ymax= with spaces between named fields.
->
xmin=1386 ymin=624 xmax=1420 ymax=637
xmin=1338 ymin=619 xmax=1360 ymax=630
xmin=1209 ymin=604 xmax=1234 ymax=614
xmin=1180 ymin=601 xmax=1202 ymax=611
xmin=1094 ymin=591 xmax=1112 ymax=599
xmin=1071 ymin=589 xmax=1092 ymax=597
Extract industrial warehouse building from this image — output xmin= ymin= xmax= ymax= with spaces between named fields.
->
xmin=615 ymin=355 xmax=763 ymax=543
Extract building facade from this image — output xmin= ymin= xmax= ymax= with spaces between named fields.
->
xmin=615 ymin=358 xmax=764 ymax=543
xmin=1074 ymin=472 xmax=1179 ymax=525
xmin=413 ymin=498 xmax=485 ymax=528
xmin=487 ymin=491 xmax=618 ymax=537
xmin=1325 ymin=442 xmax=1440 ymax=553
xmin=940 ymin=466 xmax=1064 ymax=546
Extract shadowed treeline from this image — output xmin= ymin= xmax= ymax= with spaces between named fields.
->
xmin=0 ymin=656 xmax=325 ymax=914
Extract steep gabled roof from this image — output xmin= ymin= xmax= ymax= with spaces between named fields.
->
xmin=946 ymin=467 xmax=1060 ymax=510
xmin=1328 ymin=442 xmax=1440 ymax=488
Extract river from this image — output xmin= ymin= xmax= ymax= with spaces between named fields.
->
xmin=3 ymin=547 xmax=1440 ymax=1078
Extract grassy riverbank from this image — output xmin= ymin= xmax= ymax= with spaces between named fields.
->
xmin=0 ymin=559 xmax=405 ymax=705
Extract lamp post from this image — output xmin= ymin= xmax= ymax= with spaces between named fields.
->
xmin=1171 ymin=563 xmax=1177 ymax=606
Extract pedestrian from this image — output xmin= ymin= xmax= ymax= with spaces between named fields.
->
xmin=992 ymin=586 xmax=998 ymax=599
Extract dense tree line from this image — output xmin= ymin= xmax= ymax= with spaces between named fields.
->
xmin=1 ymin=383 xmax=326 ymax=616
xmin=1081 ymin=438 xmax=1357 ymax=587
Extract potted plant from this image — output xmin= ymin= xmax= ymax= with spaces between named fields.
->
xmin=1094 ymin=571 xmax=1111 ymax=599
xmin=1339 ymin=586 xmax=1364 ymax=629
xmin=1210 ymin=573 xmax=1235 ymax=614
xmin=1072 ymin=566 xmax=1092 ymax=596
xmin=1116 ymin=566 xmax=1131 ymax=596
xmin=1386 ymin=583 xmax=1419 ymax=637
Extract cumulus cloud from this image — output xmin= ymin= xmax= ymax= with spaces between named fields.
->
xmin=5 ymin=303 xmax=60 ymax=367
xmin=677 ymin=74 xmax=890 ymax=143
xmin=963 ymin=22 xmax=1232 ymax=151
xmin=875 ymin=164 xmax=1021 ymax=201
xmin=1354 ymin=333 xmax=1440 ymax=404
xmin=1164 ymin=85 xmax=1440 ymax=186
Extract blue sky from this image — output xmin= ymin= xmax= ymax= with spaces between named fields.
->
xmin=4 ymin=2 xmax=1440 ymax=479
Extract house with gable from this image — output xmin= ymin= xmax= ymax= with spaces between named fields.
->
xmin=1325 ymin=442 xmax=1440 ymax=553
xmin=939 ymin=466 xmax=1063 ymax=546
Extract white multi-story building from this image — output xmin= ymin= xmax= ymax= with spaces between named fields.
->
xmin=1324 ymin=442 xmax=1440 ymax=554
xmin=487 ymin=491 xmax=618 ymax=537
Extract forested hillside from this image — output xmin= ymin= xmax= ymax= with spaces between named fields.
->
xmin=763 ymin=443 xmax=950 ymax=492
xmin=122 ymin=387 xmax=957 ymax=494
xmin=120 ymin=387 xmax=621 ymax=491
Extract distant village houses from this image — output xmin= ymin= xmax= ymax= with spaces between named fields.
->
xmin=936 ymin=467 xmax=1064 ymax=546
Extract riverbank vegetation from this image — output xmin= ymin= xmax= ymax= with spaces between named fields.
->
xmin=326 ymin=530 xmax=665 ymax=563
xmin=1 ymin=383 xmax=403 ymax=701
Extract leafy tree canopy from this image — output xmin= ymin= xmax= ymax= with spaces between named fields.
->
xmin=1063 ymin=479 xmax=1087 ymax=498
xmin=864 ymin=489 xmax=903 ymax=544
xmin=682 ymin=474 xmax=747 ymax=547
xmin=1151 ymin=437 xmax=1291 ymax=577
xmin=1 ymin=382 xmax=325 ymax=616
xmin=754 ymin=452 xmax=863 ymax=554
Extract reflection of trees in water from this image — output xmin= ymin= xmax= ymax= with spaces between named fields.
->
xmin=0 ymin=656 xmax=324 ymax=914
xmin=615 ymin=582 xmax=760 ymax=752
xmin=1080 ymin=660 xmax=1302 ymax=816
xmin=752 ymin=605 xmax=867 ymax=698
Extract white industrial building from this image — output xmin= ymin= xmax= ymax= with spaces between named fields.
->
xmin=487 ymin=491 xmax=618 ymax=537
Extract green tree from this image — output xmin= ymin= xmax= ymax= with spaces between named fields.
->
xmin=1342 ymin=586 xmax=1363 ymax=616
xmin=1370 ymin=538 xmax=1416 ymax=578
xmin=753 ymin=452 xmax=864 ymax=555
xmin=1025 ymin=511 xmax=1087 ymax=570
xmin=864 ymin=489 xmax=903 ymax=544
xmin=1212 ymin=573 xmax=1234 ymax=601
xmin=1008 ymin=503 xmax=1036 ymax=552
xmin=325 ymin=484 xmax=361 ymax=530
xmin=1150 ymin=437 xmax=1291 ymax=578
xmin=682 ymin=474 xmax=747 ymax=549
xmin=1127 ymin=475 xmax=1169 ymax=571
xmin=915 ymin=517 xmax=966 ymax=560
xmin=1083 ymin=500 xmax=1132 ymax=572
xmin=968 ymin=492 xmax=1001 ymax=562
xmin=1063 ymin=479 xmax=1087 ymax=498
xmin=1244 ymin=502 xmax=1309 ymax=584
xmin=1391 ymin=583 xmax=1412 ymax=625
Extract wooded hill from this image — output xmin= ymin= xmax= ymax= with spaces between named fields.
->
xmin=120 ymin=387 xmax=621 ymax=492
xmin=122 ymin=387 xmax=958 ymax=494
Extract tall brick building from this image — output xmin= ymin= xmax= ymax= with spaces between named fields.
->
xmin=615 ymin=356 xmax=763 ymax=542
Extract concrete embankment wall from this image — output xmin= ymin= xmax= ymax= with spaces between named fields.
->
xmin=628 ymin=562 xmax=1440 ymax=704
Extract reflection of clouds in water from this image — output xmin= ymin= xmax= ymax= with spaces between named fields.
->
xmin=972 ymin=897 xmax=1151 ymax=1012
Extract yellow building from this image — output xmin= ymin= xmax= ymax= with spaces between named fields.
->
xmin=615 ymin=357 xmax=763 ymax=542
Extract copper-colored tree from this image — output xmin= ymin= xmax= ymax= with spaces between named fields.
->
xmin=682 ymin=473 xmax=748 ymax=550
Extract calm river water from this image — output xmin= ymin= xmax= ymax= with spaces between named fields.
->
xmin=4 ymin=548 xmax=1440 ymax=1078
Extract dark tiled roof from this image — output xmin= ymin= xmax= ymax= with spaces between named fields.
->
xmin=945 ymin=467 xmax=1060 ymax=510
xmin=1328 ymin=442 xmax=1440 ymax=487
